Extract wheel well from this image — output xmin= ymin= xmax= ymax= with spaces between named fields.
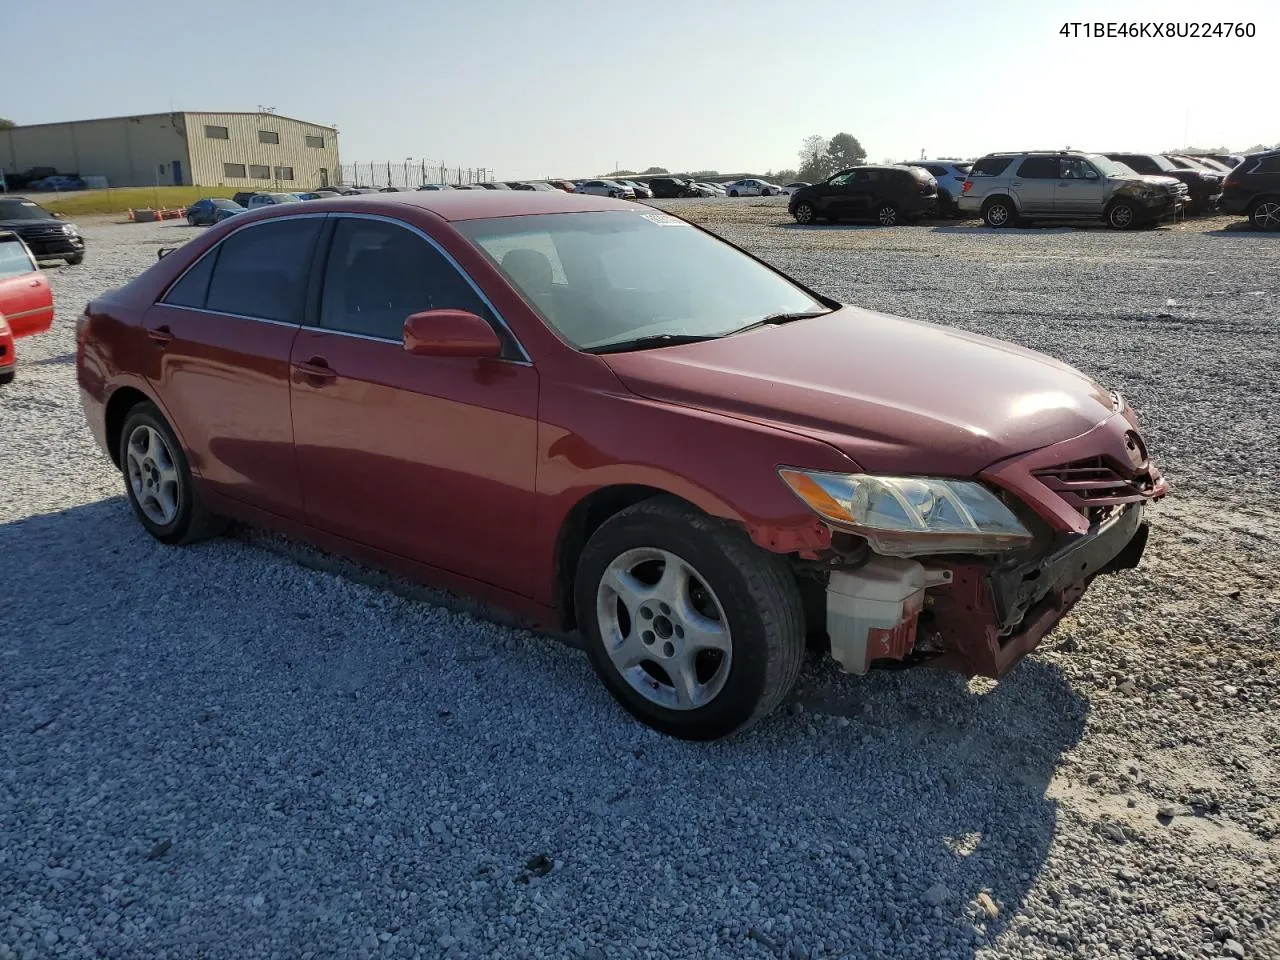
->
xmin=553 ymin=485 xmax=697 ymax=631
xmin=103 ymin=387 xmax=152 ymax=467
xmin=982 ymin=194 xmax=1014 ymax=210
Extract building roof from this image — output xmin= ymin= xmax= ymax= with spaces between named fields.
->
xmin=5 ymin=111 xmax=337 ymax=132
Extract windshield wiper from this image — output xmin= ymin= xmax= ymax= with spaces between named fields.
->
xmin=584 ymin=333 xmax=722 ymax=355
xmin=729 ymin=310 xmax=831 ymax=337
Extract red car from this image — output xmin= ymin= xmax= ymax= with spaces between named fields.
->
xmin=0 ymin=230 xmax=55 ymax=384
xmin=76 ymin=192 xmax=1167 ymax=739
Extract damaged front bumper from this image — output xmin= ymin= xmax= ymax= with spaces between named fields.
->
xmin=818 ymin=411 xmax=1166 ymax=679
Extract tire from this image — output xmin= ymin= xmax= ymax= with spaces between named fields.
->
xmin=1107 ymin=200 xmax=1139 ymax=230
xmin=575 ymin=497 xmax=805 ymax=740
xmin=0 ymin=369 xmax=14 ymax=386
xmin=65 ymin=253 xmax=84 ymax=266
xmin=118 ymin=402 xmax=227 ymax=545
xmin=793 ymin=201 xmax=817 ymax=225
xmin=876 ymin=202 xmax=900 ymax=227
xmin=761 ymin=188 xmax=773 ymax=197
xmin=982 ymin=197 xmax=1016 ymax=228
xmin=1249 ymin=198 xmax=1280 ymax=231
xmin=729 ymin=190 xmax=739 ymax=198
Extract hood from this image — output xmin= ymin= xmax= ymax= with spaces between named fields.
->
xmin=602 ymin=306 xmax=1118 ymax=477
xmin=0 ymin=217 xmax=60 ymax=229
xmin=1133 ymin=174 xmax=1182 ymax=189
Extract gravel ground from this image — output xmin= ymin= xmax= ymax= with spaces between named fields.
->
xmin=1 ymin=208 xmax=1277 ymax=960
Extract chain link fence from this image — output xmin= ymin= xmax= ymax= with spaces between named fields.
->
xmin=338 ymin=161 xmax=494 ymax=189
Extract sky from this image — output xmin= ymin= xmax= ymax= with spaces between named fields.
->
xmin=6 ymin=0 xmax=1274 ymax=180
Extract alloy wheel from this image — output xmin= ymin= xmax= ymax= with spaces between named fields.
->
xmin=1252 ymin=201 xmax=1280 ymax=231
xmin=878 ymin=204 xmax=899 ymax=226
xmin=794 ymin=203 xmax=815 ymax=225
xmin=595 ymin=547 xmax=733 ymax=711
xmin=125 ymin=424 xmax=182 ymax=526
xmin=1110 ymin=204 xmax=1135 ymax=229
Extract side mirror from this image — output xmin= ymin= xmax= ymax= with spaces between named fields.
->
xmin=157 ymin=247 xmax=176 ymax=259
xmin=53 ymin=212 xmax=67 ymax=220
xmin=1085 ymin=170 xmax=1099 ymax=180
xmin=403 ymin=309 xmax=503 ymax=359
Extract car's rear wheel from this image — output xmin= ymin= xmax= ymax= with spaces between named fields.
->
xmin=793 ymin=201 xmax=817 ymax=225
xmin=575 ymin=498 xmax=805 ymax=740
xmin=1249 ymin=198 xmax=1280 ymax=231
xmin=119 ymin=402 xmax=227 ymax=546
xmin=876 ymin=202 xmax=900 ymax=226
xmin=0 ymin=369 xmax=14 ymax=386
xmin=1107 ymin=200 xmax=1139 ymax=230
xmin=982 ymin=197 xmax=1016 ymax=228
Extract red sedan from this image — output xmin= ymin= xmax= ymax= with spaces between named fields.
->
xmin=0 ymin=230 xmax=55 ymax=384
xmin=76 ymin=192 xmax=1167 ymax=739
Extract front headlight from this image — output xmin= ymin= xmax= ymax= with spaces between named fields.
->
xmin=778 ymin=468 xmax=1033 ymax=557
xmin=62 ymin=223 xmax=79 ymax=235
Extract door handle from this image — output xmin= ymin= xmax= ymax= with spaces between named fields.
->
xmin=28 ymin=279 xmax=41 ymax=287
xmin=147 ymin=325 xmax=173 ymax=346
xmin=295 ymin=357 xmax=337 ymax=382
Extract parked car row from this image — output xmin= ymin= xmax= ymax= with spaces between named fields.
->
xmin=781 ymin=147 xmax=1280 ymax=231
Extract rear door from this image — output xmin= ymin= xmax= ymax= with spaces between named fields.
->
xmin=142 ymin=215 xmax=323 ymax=520
xmin=1010 ymin=156 xmax=1059 ymax=214
xmin=0 ymin=234 xmax=53 ymax=338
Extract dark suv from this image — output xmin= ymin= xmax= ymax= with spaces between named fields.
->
xmin=788 ymin=165 xmax=939 ymax=226
xmin=1220 ymin=149 xmax=1280 ymax=231
xmin=1104 ymin=153 xmax=1223 ymax=215
xmin=0 ymin=196 xmax=85 ymax=265
xmin=645 ymin=177 xmax=698 ymax=199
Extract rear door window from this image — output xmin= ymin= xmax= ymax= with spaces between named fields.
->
xmin=205 ymin=218 xmax=322 ymax=323
xmin=1256 ymin=156 xmax=1280 ymax=174
xmin=1016 ymin=157 xmax=1060 ymax=179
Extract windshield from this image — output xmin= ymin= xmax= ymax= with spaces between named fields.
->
xmin=0 ymin=198 xmax=53 ymax=221
xmin=953 ymin=163 xmax=972 ymax=174
xmin=1086 ymin=154 xmax=1127 ymax=177
xmin=0 ymin=238 xmax=37 ymax=278
xmin=456 ymin=210 xmax=828 ymax=351
xmin=213 ymin=198 xmax=240 ymax=208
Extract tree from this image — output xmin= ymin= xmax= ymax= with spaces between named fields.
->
xmin=773 ymin=168 xmax=798 ymax=183
xmin=0 ymin=118 xmax=16 ymax=130
xmin=825 ymin=133 xmax=866 ymax=171
xmin=797 ymin=134 xmax=830 ymax=182
xmin=641 ymin=166 xmax=669 ymax=175
xmin=1241 ymin=143 xmax=1276 ymax=154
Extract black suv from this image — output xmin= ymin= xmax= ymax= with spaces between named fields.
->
xmin=646 ymin=177 xmax=698 ymax=199
xmin=1104 ymin=153 xmax=1223 ymax=215
xmin=0 ymin=196 xmax=85 ymax=265
xmin=788 ymin=165 xmax=939 ymax=226
xmin=1220 ymin=150 xmax=1280 ymax=231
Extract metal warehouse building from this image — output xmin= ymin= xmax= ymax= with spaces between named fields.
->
xmin=0 ymin=111 xmax=340 ymax=189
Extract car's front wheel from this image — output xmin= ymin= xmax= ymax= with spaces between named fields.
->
xmin=793 ymin=201 xmax=817 ymax=225
xmin=1249 ymin=198 xmax=1280 ymax=231
xmin=729 ymin=190 xmax=739 ymax=198
xmin=1107 ymin=200 xmax=1139 ymax=230
xmin=0 ymin=369 xmax=14 ymax=386
xmin=118 ymin=402 xmax=227 ymax=545
xmin=65 ymin=253 xmax=84 ymax=266
xmin=761 ymin=188 xmax=773 ymax=197
xmin=575 ymin=498 xmax=805 ymax=740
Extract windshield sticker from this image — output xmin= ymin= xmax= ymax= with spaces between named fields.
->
xmin=637 ymin=212 xmax=684 ymax=226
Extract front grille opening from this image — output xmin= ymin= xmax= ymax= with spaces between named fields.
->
xmin=1033 ymin=455 xmax=1158 ymax=522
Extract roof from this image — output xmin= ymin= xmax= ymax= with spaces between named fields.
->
xmin=4 ymin=111 xmax=336 ymax=132
xmin=289 ymin=189 xmax=637 ymax=222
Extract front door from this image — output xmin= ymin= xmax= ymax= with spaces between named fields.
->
xmin=142 ymin=215 xmax=323 ymax=520
xmin=289 ymin=215 xmax=540 ymax=595
xmin=1055 ymin=157 xmax=1107 ymax=216
xmin=1009 ymin=156 xmax=1059 ymax=214
xmin=0 ymin=235 xmax=54 ymax=338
